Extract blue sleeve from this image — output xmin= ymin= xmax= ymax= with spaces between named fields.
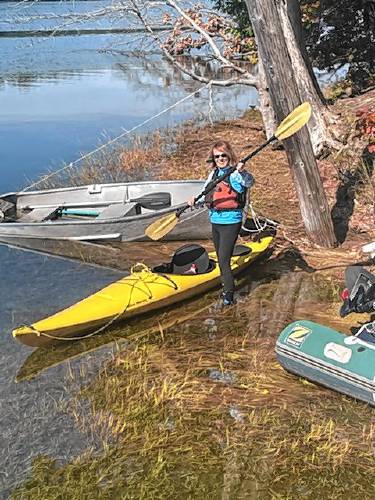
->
xmin=229 ymin=169 xmax=255 ymax=191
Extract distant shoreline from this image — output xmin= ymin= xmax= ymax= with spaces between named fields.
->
xmin=3 ymin=1 xmax=104 ymax=2
xmin=0 ymin=26 xmax=169 ymax=38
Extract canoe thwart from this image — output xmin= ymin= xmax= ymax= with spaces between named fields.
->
xmin=97 ymin=203 xmax=140 ymax=219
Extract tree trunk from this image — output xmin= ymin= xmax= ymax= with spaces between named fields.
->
xmin=244 ymin=0 xmax=337 ymax=247
xmin=257 ymin=58 xmax=277 ymax=139
xmin=280 ymin=0 xmax=325 ymax=102
xmin=276 ymin=0 xmax=337 ymax=156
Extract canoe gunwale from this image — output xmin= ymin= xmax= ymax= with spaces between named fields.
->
xmin=0 ymin=180 xmax=210 ymax=241
xmin=7 ymin=179 xmax=206 ymax=199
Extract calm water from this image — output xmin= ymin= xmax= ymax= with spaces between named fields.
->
xmin=0 ymin=1 xmax=258 ymax=193
xmin=0 ymin=1 xmax=258 ymax=495
xmin=0 ymin=2 xmax=363 ymax=497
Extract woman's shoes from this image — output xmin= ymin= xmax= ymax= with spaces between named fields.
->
xmin=221 ymin=291 xmax=236 ymax=306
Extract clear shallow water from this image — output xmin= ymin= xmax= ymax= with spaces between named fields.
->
xmin=0 ymin=2 xmax=258 ymax=495
xmin=0 ymin=245 xmax=122 ymax=497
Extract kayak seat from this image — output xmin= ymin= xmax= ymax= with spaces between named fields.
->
xmin=96 ymin=202 xmax=141 ymax=219
xmin=233 ymin=245 xmax=252 ymax=256
xmin=153 ymin=244 xmax=212 ymax=275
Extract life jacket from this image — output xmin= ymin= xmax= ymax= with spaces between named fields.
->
xmin=205 ymin=169 xmax=246 ymax=211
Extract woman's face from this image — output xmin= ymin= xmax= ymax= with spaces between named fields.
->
xmin=213 ymin=148 xmax=229 ymax=168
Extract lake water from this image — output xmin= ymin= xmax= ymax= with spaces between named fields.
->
xmin=0 ymin=1 xmax=258 ymax=495
xmin=0 ymin=1 xmax=258 ymax=193
xmin=0 ymin=2 xmax=365 ymax=497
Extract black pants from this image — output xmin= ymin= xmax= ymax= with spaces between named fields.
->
xmin=212 ymin=222 xmax=242 ymax=293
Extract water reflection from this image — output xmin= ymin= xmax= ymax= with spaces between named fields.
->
xmin=0 ymin=245 xmax=122 ymax=496
xmin=0 ymin=54 xmax=257 ymax=192
xmin=0 ymin=1 xmax=127 ymax=32
xmin=0 ymin=1 xmax=258 ymax=193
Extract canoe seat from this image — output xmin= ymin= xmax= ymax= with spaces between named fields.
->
xmin=17 ymin=207 xmax=60 ymax=223
xmin=96 ymin=202 xmax=140 ymax=220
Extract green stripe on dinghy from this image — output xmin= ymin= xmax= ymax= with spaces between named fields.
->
xmin=277 ymin=320 xmax=375 ymax=383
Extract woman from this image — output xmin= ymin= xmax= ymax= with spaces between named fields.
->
xmin=189 ymin=140 xmax=254 ymax=306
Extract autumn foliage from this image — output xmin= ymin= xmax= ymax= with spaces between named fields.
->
xmin=355 ymin=106 xmax=375 ymax=153
xmin=162 ymin=7 xmax=257 ymax=62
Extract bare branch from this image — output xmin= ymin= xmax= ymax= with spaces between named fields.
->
xmin=128 ymin=0 xmax=257 ymax=87
xmin=5 ymin=0 xmax=258 ymax=88
xmin=165 ymin=0 xmax=243 ymax=72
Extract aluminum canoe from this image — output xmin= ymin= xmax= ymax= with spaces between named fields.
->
xmin=0 ymin=180 xmax=210 ymax=242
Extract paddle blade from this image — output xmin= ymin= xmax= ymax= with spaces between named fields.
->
xmin=133 ymin=192 xmax=171 ymax=210
xmin=145 ymin=212 xmax=179 ymax=240
xmin=275 ymin=102 xmax=312 ymax=141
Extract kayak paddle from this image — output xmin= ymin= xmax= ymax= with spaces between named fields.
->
xmin=145 ymin=102 xmax=312 ymax=241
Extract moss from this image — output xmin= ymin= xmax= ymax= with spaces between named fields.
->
xmin=311 ymin=274 xmax=342 ymax=303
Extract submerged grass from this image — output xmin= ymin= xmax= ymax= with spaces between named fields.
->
xmin=12 ymin=271 xmax=375 ymax=499
xmin=12 ymin=94 xmax=375 ymax=497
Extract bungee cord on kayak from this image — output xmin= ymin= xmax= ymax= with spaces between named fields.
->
xmin=20 ymin=265 xmax=180 ymax=342
xmin=13 ymin=237 xmax=274 ymax=346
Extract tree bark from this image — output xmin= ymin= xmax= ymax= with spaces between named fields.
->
xmin=276 ymin=0 xmax=337 ymax=156
xmin=257 ymin=58 xmax=277 ymax=139
xmin=244 ymin=0 xmax=337 ymax=247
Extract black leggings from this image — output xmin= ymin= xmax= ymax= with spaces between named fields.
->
xmin=212 ymin=222 xmax=242 ymax=293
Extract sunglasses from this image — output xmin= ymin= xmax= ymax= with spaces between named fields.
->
xmin=214 ymin=153 xmax=228 ymax=160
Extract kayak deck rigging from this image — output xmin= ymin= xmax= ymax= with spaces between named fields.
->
xmin=13 ymin=236 xmax=273 ymax=347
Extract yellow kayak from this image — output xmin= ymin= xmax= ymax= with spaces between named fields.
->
xmin=13 ymin=236 xmax=273 ymax=347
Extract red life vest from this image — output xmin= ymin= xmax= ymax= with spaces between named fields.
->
xmin=205 ymin=169 xmax=246 ymax=210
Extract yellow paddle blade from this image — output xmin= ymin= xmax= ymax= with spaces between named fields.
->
xmin=275 ymin=102 xmax=312 ymax=140
xmin=145 ymin=212 xmax=179 ymax=240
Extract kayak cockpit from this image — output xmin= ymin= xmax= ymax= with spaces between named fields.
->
xmin=152 ymin=243 xmax=252 ymax=276
xmin=153 ymin=244 xmax=213 ymax=275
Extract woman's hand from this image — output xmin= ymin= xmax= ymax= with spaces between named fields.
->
xmin=236 ymin=161 xmax=245 ymax=172
xmin=187 ymin=196 xmax=196 ymax=207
